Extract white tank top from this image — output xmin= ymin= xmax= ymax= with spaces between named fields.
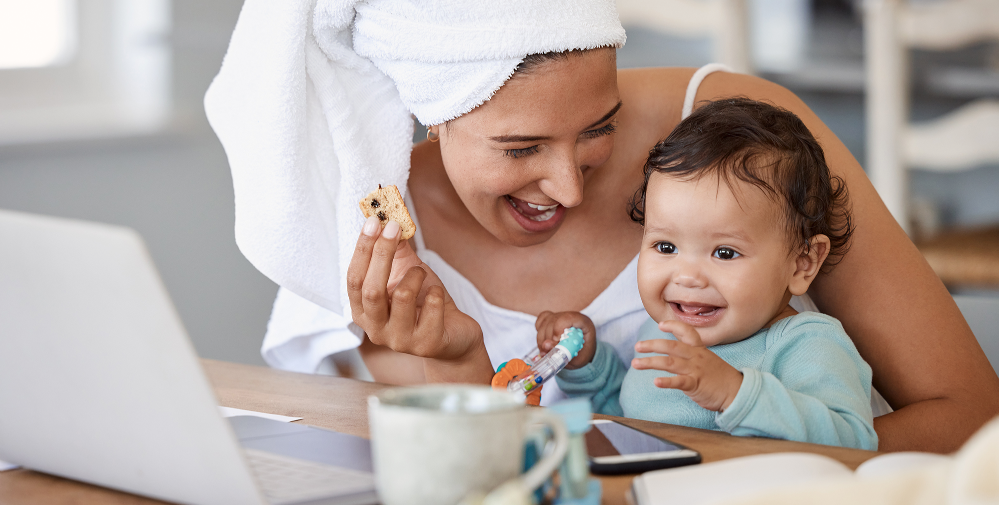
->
xmin=408 ymin=197 xmax=647 ymax=405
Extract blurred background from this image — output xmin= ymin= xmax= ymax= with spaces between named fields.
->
xmin=0 ymin=0 xmax=997 ymax=370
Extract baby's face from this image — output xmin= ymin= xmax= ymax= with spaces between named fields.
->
xmin=637 ymin=173 xmax=799 ymax=346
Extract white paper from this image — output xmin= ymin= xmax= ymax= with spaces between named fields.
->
xmin=218 ymin=406 xmax=303 ymax=423
xmin=0 ymin=459 xmax=19 ymax=472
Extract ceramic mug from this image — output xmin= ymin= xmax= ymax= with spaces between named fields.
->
xmin=368 ymin=385 xmax=568 ymax=505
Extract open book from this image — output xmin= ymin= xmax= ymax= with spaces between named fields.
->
xmin=630 ymin=451 xmax=950 ymax=505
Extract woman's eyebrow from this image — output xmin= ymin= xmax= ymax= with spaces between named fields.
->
xmin=585 ymin=101 xmax=623 ymax=130
xmin=490 ymin=134 xmax=552 ymax=143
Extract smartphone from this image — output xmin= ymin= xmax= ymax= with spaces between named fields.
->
xmin=585 ymin=419 xmax=701 ymax=474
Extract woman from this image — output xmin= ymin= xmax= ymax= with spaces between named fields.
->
xmin=208 ymin=1 xmax=999 ymax=453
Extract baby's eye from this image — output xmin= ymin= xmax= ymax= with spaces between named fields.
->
xmin=713 ymin=247 xmax=740 ymax=260
xmin=654 ymin=242 xmax=676 ymax=255
xmin=504 ymin=145 xmax=540 ymax=158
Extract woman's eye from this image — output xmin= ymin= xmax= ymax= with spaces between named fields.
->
xmin=580 ymin=121 xmax=617 ymax=140
xmin=714 ymin=247 xmax=740 ymax=260
xmin=504 ymin=145 xmax=540 ymax=158
xmin=654 ymin=242 xmax=676 ymax=254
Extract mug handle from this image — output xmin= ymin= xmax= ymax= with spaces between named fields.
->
xmin=521 ymin=409 xmax=569 ymax=493
xmin=460 ymin=409 xmax=569 ymax=505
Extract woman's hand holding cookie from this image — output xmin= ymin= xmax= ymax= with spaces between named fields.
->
xmin=347 ymin=216 xmax=491 ymax=382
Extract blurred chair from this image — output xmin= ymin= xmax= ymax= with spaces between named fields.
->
xmin=864 ymin=0 xmax=999 ymax=286
xmin=954 ymin=295 xmax=999 ymax=376
xmin=617 ymin=0 xmax=752 ymax=73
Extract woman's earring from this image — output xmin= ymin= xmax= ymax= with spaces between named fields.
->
xmin=427 ymin=126 xmax=439 ymax=143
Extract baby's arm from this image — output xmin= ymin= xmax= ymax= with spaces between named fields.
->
xmin=537 ymin=311 xmax=624 ymax=416
xmin=714 ymin=318 xmax=878 ymax=450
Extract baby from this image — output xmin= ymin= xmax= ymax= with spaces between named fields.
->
xmin=537 ymin=98 xmax=877 ymax=450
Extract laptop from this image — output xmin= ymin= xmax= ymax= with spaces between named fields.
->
xmin=0 ymin=209 xmax=378 ymax=505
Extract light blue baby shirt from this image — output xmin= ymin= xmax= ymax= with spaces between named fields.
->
xmin=556 ymin=312 xmax=878 ymax=450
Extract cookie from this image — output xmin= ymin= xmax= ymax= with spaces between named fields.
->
xmin=358 ymin=185 xmax=416 ymax=240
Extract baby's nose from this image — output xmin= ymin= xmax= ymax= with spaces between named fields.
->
xmin=673 ymin=263 xmax=708 ymax=289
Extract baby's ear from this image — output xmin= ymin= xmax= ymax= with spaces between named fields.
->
xmin=788 ymin=235 xmax=831 ymax=296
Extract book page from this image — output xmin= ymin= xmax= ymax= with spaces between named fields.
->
xmin=854 ymin=451 xmax=952 ymax=479
xmin=634 ymin=452 xmax=854 ymax=505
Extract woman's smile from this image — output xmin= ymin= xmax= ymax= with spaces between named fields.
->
xmin=504 ymin=195 xmax=566 ymax=232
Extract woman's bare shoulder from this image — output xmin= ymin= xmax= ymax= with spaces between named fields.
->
xmin=617 ymin=66 xmax=698 ymax=89
xmin=612 ymin=67 xmax=698 ymax=148
xmin=612 ymin=67 xmax=803 ymax=142
xmin=616 ymin=67 xmax=696 ymax=124
xmin=694 ymin=71 xmax=808 ymax=112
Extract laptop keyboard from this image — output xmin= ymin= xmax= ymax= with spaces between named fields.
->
xmin=245 ymin=449 xmax=375 ymax=505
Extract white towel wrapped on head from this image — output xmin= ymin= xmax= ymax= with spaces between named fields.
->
xmin=205 ymin=0 xmax=626 ymax=316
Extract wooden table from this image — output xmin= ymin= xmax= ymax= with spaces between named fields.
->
xmin=0 ymin=359 xmax=881 ymax=504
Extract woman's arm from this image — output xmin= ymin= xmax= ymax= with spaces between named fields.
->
xmin=695 ymin=72 xmax=999 ymax=452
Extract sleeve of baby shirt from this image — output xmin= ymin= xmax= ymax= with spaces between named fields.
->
xmin=556 ymin=341 xmax=626 ymax=417
xmin=714 ymin=315 xmax=878 ymax=450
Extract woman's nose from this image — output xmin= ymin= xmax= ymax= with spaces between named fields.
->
xmin=537 ymin=149 xmax=584 ymax=208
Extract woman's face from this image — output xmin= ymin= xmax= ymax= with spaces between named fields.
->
xmin=437 ymin=48 xmax=621 ymax=247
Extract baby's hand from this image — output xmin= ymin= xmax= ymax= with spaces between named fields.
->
xmin=632 ymin=320 xmax=743 ymax=412
xmin=535 ymin=311 xmax=596 ymax=370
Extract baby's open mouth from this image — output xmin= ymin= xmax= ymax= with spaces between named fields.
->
xmin=505 ymin=195 xmax=559 ymax=222
xmin=672 ymin=302 xmax=721 ymax=317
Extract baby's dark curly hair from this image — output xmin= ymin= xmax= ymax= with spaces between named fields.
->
xmin=629 ymin=98 xmax=853 ymax=271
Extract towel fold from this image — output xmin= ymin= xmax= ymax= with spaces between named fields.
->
xmin=205 ymin=0 xmax=626 ymax=315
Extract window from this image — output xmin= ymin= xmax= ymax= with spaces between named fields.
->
xmin=0 ymin=0 xmax=77 ymax=69
xmin=0 ymin=0 xmax=171 ymax=145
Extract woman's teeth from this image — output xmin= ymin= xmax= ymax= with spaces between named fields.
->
xmin=506 ymin=196 xmax=559 ymax=221
xmin=526 ymin=202 xmax=559 ymax=211
xmin=529 ymin=208 xmax=558 ymax=221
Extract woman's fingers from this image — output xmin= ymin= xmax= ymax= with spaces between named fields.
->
xmin=386 ymin=265 xmax=427 ymax=337
xmin=386 ymin=238 xmax=424 ymax=293
xmin=360 ymin=221 xmax=402 ymax=323
xmin=345 ymin=218 xmax=483 ymax=362
xmin=413 ymin=285 xmax=446 ymax=356
xmin=346 ymin=216 xmax=382 ymax=315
